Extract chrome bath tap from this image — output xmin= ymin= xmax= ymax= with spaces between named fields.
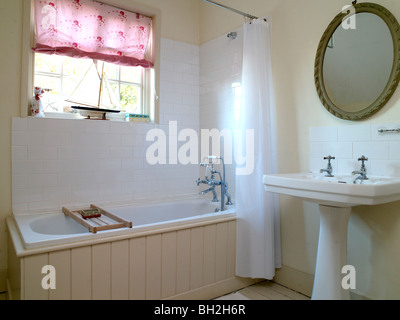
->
xmin=197 ymin=178 xmax=219 ymax=202
xmin=196 ymin=156 xmax=232 ymax=212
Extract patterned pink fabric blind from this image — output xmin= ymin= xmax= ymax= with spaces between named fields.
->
xmin=32 ymin=0 xmax=153 ymax=68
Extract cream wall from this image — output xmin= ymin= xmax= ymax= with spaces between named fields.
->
xmin=0 ymin=0 xmax=23 ymax=290
xmin=135 ymin=0 xmax=200 ymax=45
xmin=199 ymin=0 xmax=282 ymax=44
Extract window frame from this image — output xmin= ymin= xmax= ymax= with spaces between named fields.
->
xmin=21 ymin=0 xmax=160 ymax=123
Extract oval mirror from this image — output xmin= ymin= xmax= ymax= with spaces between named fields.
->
xmin=315 ymin=3 xmax=400 ymax=120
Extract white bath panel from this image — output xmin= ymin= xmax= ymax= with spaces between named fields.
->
xmin=7 ymin=202 xmax=251 ymax=300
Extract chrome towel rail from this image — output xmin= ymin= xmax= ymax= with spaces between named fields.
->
xmin=378 ymin=128 xmax=400 ymax=133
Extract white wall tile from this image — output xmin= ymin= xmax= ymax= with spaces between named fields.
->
xmin=43 ymin=186 xmax=72 ymax=202
xmin=309 ymin=142 xmax=322 ymax=158
xmin=12 ymin=175 xmax=28 ymax=189
xmin=109 ymin=121 xmax=135 ymax=134
xmin=98 ymin=159 xmax=121 ymax=171
xmin=28 ymin=146 xmax=58 ymax=160
xmin=28 ymin=174 xmax=58 ymax=188
xmin=71 ymin=132 xmax=98 ymax=146
xmin=97 ymin=134 xmax=121 ymax=146
xmin=29 ymin=200 xmax=59 ymax=212
xmin=44 ymin=132 xmax=71 ymax=146
xmin=108 ymin=146 xmax=132 ymax=159
xmin=389 ymin=141 xmax=400 ymax=160
xmin=353 ymin=142 xmax=389 ymax=160
xmin=322 ymin=142 xmax=352 ymax=159
xmin=12 ymin=188 xmax=43 ymax=203
xmin=12 ymin=117 xmax=27 ymax=131
xmin=85 ymin=120 xmax=110 ymax=134
xmin=309 ymin=126 xmax=338 ymax=142
xmin=338 ymin=124 xmax=371 ymax=142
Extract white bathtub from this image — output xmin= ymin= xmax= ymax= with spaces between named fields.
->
xmin=7 ymin=197 xmax=252 ymax=300
xmin=12 ymin=198 xmax=236 ymax=250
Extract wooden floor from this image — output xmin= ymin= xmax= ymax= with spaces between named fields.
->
xmin=0 ymin=281 xmax=309 ymax=301
xmin=216 ymin=281 xmax=310 ymax=300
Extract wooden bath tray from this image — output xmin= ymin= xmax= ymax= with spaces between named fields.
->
xmin=62 ymin=204 xmax=132 ymax=234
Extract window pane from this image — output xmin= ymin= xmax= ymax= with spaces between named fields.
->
xmin=34 ymin=53 xmax=60 ymax=74
xmin=120 ymin=84 xmax=140 ymax=113
xmin=101 ymin=79 xmax=121 ymax=110
xmin=63 ymin=77 xmax=78 ymax=99
xmin=34 ymin=75 xmax=60 ymax=96
xmin=34 ymin=75 xmax=63 ymax=112
xmin=103 ymin=62 xmax=118 ymax=81
xmin=121 ymin=66 xmax=142 ymax=83
xmin=63 ymin=56 xmax=92 ymax=77
xmin=67 ymin=63 xmax=101 ymax=107
xmin=41 ymin=94 xmax=65 ymax=112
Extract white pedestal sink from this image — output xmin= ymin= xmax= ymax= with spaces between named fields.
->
xmin=263 ymin=173 xmax=400 ymax=300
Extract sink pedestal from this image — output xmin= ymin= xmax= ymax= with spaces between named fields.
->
xmin=312 ymin=205 xmax=351 ymax=300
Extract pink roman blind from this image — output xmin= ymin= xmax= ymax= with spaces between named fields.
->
xmin=32 ymin=0 xmax=153 ymax=68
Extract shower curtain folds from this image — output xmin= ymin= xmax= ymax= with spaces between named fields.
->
xmin=235 ymin=18 xmax=281 ymax=280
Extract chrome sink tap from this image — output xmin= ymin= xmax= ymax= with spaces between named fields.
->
xmin=320 ymin=156 xmax=335 ymax=177
xmin=352 ymin=156 xmax=368 ymax=183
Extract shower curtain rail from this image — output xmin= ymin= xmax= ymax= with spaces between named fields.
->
xmin=201 ymin=0 xmax=259 ymax=20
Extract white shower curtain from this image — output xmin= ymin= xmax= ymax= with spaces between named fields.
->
xmin=235 ymin=18 xmax=281 ymax=279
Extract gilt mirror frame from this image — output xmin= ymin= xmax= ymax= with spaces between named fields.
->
xmin=314 ymin=2 xmax=400 ymax=121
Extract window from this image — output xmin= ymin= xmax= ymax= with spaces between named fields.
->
xmin=29 ymin=0 xmax=159 ymax=121
xmin=34 ymin=53 xmax=150 ymax=115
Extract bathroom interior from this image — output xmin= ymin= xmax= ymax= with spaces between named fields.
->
xmin=2 ymin=0 xmax=400 ymax=301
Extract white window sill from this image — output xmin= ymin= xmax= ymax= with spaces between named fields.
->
xmin=42 ymin=112 xmax=152 ymax=123
xmin=43 ymin=112 xmax=85 ymax=120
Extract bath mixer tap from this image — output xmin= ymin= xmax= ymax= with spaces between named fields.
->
xmin=197 ymin=156 xmax=232 ymax=211
xmin=352 ymin=155 xmax=368 ymax=183
xmin=200 ymin=187 xmax=219 ymax=202
xmin=224 ymin=182 xmax=233 ymax=206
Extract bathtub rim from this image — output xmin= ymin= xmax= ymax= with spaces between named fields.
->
xmin=12 ymin=193 xmax=207 ymax=217
xmin=7 ymin=206 xmax=236 ymax=258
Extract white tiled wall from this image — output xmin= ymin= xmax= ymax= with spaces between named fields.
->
xmin=199 ymin=27 xmax=243 ymax=198
xmin=200 ymin=28 xmax=242 ymax=130
xmin=12 ymin=38 xmax=200 ymax=214
xmin=159 ymin=38 xmax=200 ymax=128
xmin=310 ymin=123 xmax=400 ymax=177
